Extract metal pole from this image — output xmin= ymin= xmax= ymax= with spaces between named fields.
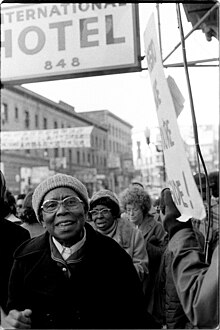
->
xmin=156 ymin=3 xmax=166 ymax=184
xmin=176 ymin=4 xmax=212 ymax=263
xmin=163 ymin=57 xmax=219 ymax=67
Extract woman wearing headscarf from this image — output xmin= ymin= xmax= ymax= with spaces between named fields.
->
xmin=89 ymin=189 xmax=149 ymax=283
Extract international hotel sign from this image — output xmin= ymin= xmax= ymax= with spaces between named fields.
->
xmin=1 ymin=3 xmax=141 ymax=84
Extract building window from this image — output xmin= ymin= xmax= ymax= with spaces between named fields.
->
xmin=15 ymin=107 xmax=18 ymax=120
xmin=2 ymin=103 xmax=8 ymax=124
xmin=103 ymin=139 xmax=106 ymax=150
xmin=54 ymin=121 xmax=58 ymax=129
xmin=77 ymin=151 xmax=80 ymax=164
xmin=113 ymin=141 xmax=115 ymax=152
xmin=43 ymin=117 xmax=47 ymax=129
xmin=35 ymin=114 xmax=39 ymax=128
xmin=82 ymin=152 xmax=85 ymax=164
xmin=62 ymin=148 xmax=65 ymax=157
xmin=87 ymin=153 xmax=91 ymax=164
xmin=104 ymin=157 xmax=107 ymax=168
xmin=69 ymin=149 xmax=72 ymax=164
xmin=24 ymin=110 xmax=30 ymax=128
xmin=54 ymin=148 xmax=58 ymax=158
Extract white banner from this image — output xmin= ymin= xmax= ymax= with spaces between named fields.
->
xmin=1 ymin=3 xmax=140 ymax=84
xmin=0 ymin=126 xmax=93 ymax=150
xmin=144 ymin=14 xmax=206 ymax=221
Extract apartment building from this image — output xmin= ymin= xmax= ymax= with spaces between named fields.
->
xmin=79 ymin=110 xmax=134 ymax=193
xmin=1 ymin=86 xmax=108 ymax=196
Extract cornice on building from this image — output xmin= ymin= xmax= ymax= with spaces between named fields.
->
xmin=3 ymin=85 xmax=107 ymax=132
xmin=79 ymin=109 xmax=133 ymax=129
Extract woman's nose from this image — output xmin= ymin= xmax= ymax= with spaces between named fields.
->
xmin=56 ymin=203 xmax=67 ymax=214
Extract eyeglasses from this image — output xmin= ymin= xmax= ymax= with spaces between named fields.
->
xmin=41 ymin=196 xmax=83 ymax=213
xmin=89 ymin=208 xmax=111 ymax=217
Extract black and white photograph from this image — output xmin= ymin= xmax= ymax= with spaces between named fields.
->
xmin=0 ymin=2 xmax=219 ymax=329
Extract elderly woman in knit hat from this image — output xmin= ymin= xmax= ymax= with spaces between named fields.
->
xmin=89 ymin=189 xmax=149 ymax=284
xmin=4 ymin=173 xmax=159 ymax=329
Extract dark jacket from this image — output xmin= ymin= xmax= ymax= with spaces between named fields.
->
xmin=138 ymin=214 xmax=167 ymax=313
xmin=152 ymin=229 xmax=204 ymax=329
xmin=7 ymin=223 xmax=158 ymax=329
xmin=170 ymin=227 xmax=219 ymax=329
xmin=0 ymin=217 xmax=30 ymax=311
xmin=139 ymin=214 xmax=167 ymax=268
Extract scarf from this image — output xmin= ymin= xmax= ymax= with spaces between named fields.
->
xmin=97 ymin=220 xmax=117 ymax=237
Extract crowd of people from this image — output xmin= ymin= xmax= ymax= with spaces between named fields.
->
xmin=0 ymin=169 xmax=219 ymax=329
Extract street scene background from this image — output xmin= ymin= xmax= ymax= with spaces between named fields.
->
xmin=1 ymin=2 xmax=219 ymax=198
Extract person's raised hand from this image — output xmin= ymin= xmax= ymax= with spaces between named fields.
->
xmin=161 ymin=188 xmax=191 ymax=238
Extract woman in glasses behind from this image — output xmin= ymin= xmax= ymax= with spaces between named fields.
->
xmin=89 ymin=189 xmax=149 ymax=285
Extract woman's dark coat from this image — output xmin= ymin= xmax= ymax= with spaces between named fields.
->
xmin=0 ymin=217 xmax=30 ymax=311
xmin=6 ymin=223 xmax=157 ymax=329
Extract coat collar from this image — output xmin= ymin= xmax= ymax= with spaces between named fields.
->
xmin=14 ymin=222 xmax=97 ymax=259
xmin=14 ymin=231 xmax=49 ymax=258
xmin=138 ymin=214 xmax=155 ymax=236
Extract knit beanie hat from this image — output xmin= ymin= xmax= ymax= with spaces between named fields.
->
xmin=89 ymin=189 xmax=120 ymax=218
xmin=32 ymin=173 xmax=89 ymax=222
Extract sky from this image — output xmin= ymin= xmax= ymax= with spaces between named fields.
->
xmin=1 ymin=3 xmax=219 ymax=160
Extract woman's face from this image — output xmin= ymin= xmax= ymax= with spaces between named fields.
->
xmin=125 ymin=203 xmax=143 ymax=226
xmin=41 ymin=187 xmax=86 ymax=247
xmin=90 ymin=204 xmax=115 ymax=232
